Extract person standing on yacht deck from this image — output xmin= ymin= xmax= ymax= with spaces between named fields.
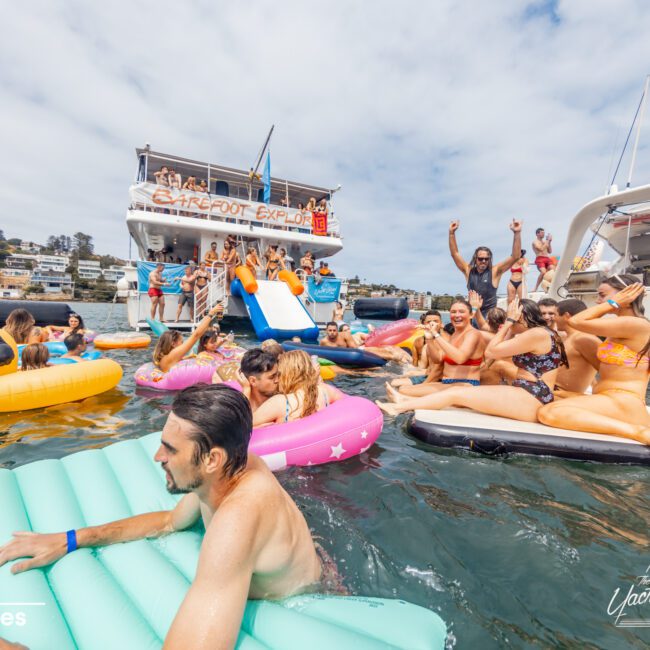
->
xmin=448 ymin=219 xmax=522 ymax=315
xmin=532 ymin=227 xmax=554 ymax=291
xmin=175 ymin=265 xmax=197 ymax=322
xmin=148 ymin=263 xmax=170 ymax=321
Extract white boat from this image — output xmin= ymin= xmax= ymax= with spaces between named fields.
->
xmin=121 ymin=146 xmax=347 ymax=336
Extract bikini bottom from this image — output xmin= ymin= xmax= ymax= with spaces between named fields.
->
xmin=441 ymin=378 xmax=479 ymax=387
xmin=513 ymin=378 xmax=554 ymax=404
xmin=510 ymin=280 xmax=522 ymax=289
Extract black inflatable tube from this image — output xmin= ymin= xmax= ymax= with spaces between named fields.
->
xmin=281 ymin=341 xmax=387 ymax=368
xmin=353 ymin=297 xmax=409 ymax=321
xmin=408 ymin=416 xmax=650 ymax=465
xmin=0 ymin=301 xmax=73 ymax=327
xmin=0 ymin=342 xmax=15 ymax=366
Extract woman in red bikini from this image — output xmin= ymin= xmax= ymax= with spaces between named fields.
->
xmin=395 ymin=299 xmax=485 ymax=397
xmin=539 ymin=275 xmax=650 ymax=444
xmin=507 ymin=249 xmax=528 ymax=305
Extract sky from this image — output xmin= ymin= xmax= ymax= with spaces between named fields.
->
xmin=1 ymin=0 xmax=650 ymax=294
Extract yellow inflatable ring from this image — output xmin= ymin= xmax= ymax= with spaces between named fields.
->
xmin=0 ymin=329 xmax=18 ymax=376
xmin=0 ymin=359 xmax=123 ymax=412
xmin=397 ymin=327 xmax=425 ymax=353
xmin=320 ymin=365 xmax=336 ymax=381
xmin=94 ymin=332 xmax=152 ymax=350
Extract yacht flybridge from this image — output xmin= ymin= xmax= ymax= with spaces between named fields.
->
xmin=122 ymin=146 xmax=346 ymax=336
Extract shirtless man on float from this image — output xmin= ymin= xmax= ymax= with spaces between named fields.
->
xmin=148 ymin=263 xmax=170 ymax=321
xmin=175 ymin=264 xmax=197 ymax=322
xmin=553 ymin=299 xmax=600 ymax=397
xmin=320 ymin=322 xmax=411 ymax=364
xmin=449 ymin=219 xmax=522 ymax=315
xmin=0 ymin=385 xmax=322 ymax=650
xmin=532 ymin=227 xmax=554 ymax=291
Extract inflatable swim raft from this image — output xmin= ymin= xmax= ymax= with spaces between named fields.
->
xmin=282 ymin=341 xmax=387 ymax=368
xmin=0 ymin=435 xmax=447 ymax=649
xmin=409 ymin=408 xmax=650 ymax=465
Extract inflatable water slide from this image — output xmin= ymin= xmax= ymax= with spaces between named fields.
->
xmin=231 ymin=270 xmax=319 ymax=342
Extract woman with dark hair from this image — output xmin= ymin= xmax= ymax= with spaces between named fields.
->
xmin=3 ymin=309 xmax=35 ymax=344
xmin=153 ymin=305 xmax=222 ymax=372
xmin=378 ymin=297 xmax=568 ymax=421
xmin=539 ymin=275 xmax=650 ymax=444
xmin=48 ymin=313 xmax=86 ymax=340
xmin=197 ymin=330 xmax=226 ymax=361
xmin=507 ymin=249 xmax=528 ymax=304
xmin=394 ymin=299 xmax=484 ymax=397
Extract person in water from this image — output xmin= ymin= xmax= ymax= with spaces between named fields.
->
xmin=48 ymin=312 xmax=86 ymax=340
xmin=448 ymin=218 xmax=522 ymax=315
xmin=196 ymin=331 xmax=225 ymax=360
xmin=153 ymin=305 xmax=223 ymax=373
xmin=507 ymin=249 xmax=528 ymax=305
xmin=395 ymin=299 xmax=485 ymax=397
xmin=538 ymin=276 xmax=650 ymax=444
xmin=0 ymin=385 xmax=323 ymax=649
xmin=320 ymin=321 xmax=357 ymax=348
xmin=20 ymin=343 xmax=50 ymax=370
xmin=238 ymin=349 xmax=280 ymax=412
xmin=378 ymin=298 xmax=568 ymax=421
xmin=253 ymin=350 xmax=341 ymax=426
xmin=3 ymin=309 xmax=35 ymax=345
xmin=552 ymin=299 xmax=600 ymax=397
xmin=61 ymin=333 xmax=87 ymax=362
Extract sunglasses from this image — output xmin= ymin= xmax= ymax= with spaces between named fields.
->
xmin=477 ymin=257 xmax=490 ymax=262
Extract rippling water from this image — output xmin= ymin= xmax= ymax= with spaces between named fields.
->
xmin=1 ymin=302 xmax=649 ymax=648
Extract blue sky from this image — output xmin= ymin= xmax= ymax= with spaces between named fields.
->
xmin=1 ymin=0 xmax=649 ymax=294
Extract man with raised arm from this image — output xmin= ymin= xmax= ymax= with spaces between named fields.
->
xmin=0 ymin=385 xmax=322 ymax=650
xmin=532 ymin=227 xmax=554 ymax=291
xmin=448 ymin=219 xmax=522 ymax=315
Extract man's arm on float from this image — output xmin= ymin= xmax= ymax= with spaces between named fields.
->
xmin=163 ymin=498 xmax=260 ymax=650
xmin=0 ymin=493 xmax=201 ymax=574
xmin=448 ymin=221 xmax=469 ymax=277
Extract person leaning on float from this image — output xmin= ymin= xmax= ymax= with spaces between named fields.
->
xmin=153 ymin=305 xmax=224 ymax=373
xmin=377 ymin=298 xmax=568 ymax=420
xmin=538 ymin=276 xmax=650 ymax=445
xmin=448 ymin=218 xmax=522 ymax=315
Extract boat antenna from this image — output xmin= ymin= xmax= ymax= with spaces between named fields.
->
xmin=250 ymin=125 xmax=275 ymax=180
xmin=626 ymin=74 xmax=650 ymax=188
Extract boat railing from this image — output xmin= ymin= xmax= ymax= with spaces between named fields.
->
xmin=129 ymin=182 xmax=341 ymax=238
xmin=193 ymin=263 xmax=227 ymax=328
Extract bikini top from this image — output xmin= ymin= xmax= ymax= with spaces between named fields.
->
xmin=510 ymin=266 xmax=523 ymax=273
xmin=443 ymin=356 xmax=483 ymax=367
xmin=597 ymin=340 xmax=650 ymax=369
xmin=512 ymin=330 xmax=562 ymax=379
xmin=284 ymin=387 xmax=329 ymax=422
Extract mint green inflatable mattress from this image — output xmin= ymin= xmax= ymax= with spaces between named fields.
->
xmin=0 ymin=432 xmax=447 ymax=649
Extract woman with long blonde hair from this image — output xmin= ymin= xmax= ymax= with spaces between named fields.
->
xmin=4 ymin=309 xmax=36 ymax=344
xmin=21 ymin=343 xmax=50 ymax=370
xmin=253 ymin=350 xmax=340 ymax=426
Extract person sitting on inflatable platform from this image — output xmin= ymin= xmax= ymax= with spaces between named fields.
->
xmin=0 ymin=385 xmax=324 ymax=650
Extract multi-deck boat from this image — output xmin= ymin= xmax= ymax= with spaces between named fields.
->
xmin=121 ymin=146 xmax=347 ymax=336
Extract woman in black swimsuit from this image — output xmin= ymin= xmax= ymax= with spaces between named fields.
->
xmin=507 ymin=249 xmax=528 ymax=305
xmin=265 ymin=245 xmax=283 ymax=281
xmin=377 ymin=298 xmax=567 ymax=422
xmin=194 ymin=262 xmax=210 ymax=315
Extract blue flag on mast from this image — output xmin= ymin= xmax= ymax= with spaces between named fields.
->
xmin=262 ymin=152 xmax=271 ymax=204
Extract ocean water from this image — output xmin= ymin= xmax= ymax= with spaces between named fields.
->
xmin=1 ymin=302 xmax=649 ymax=649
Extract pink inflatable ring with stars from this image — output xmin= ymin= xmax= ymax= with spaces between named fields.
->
xmin=249 ymin=395 xmax=383 ymax=470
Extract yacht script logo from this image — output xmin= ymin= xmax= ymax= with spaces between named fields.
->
xmin=607 ymin=565 xmax=650 ymax=628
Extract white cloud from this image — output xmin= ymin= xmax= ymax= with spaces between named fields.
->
xmin=1 ymin=0 xmax=649 ymax=293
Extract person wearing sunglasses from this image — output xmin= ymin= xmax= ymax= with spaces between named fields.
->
xmin=448 ymin=218 xmax=522 ymax=315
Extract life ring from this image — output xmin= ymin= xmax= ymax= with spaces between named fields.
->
xmin=48 ymin=329 xmax=96 ymax=344
xmin=0 ymin=359 xmax=123 ymax=412
xmin=134 ymin=357 xmax=220 ymax=391
xmin=16 ymin=342 xmax=102 ymax=366
xmin=363 ymin=318 xmax=420 ymax=347
xmin=94 ymin=332 xmax=152 ymax=350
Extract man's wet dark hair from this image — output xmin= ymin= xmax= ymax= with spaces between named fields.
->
xmin=64 ymin=333 xmax=85 ymax=351
xmin=537 ymin=298 xmax=558 ymax=308
xmin=172 ymin=384 xmax=252 ymax=477
xmin=536 ymin=227 xmax=544 ymax=235
xmin=326 ymin=321 xmax=338 ymax=329
xmin=240 ymin=348 xmax=278 ymax=378
xmin=420 ymin=310 xmax=441 ymax=323
xmin=557 ymin=299 xmax=587 ymax=317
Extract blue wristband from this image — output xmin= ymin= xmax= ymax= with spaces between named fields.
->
xmin=66 ymin=529 xmax=77 ymax=554
xmin=607 ymin=299 xmax=620 ymax=309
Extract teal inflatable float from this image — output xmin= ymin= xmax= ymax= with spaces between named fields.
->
xmin=0 ymin=433 xmax=447 ymax=649
xmin=146 ymin=317 xmax=169 ymax=337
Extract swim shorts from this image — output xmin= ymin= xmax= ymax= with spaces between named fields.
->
xmin=441 ymin=378 xmax=480 ymax=386
xmin=148 ymin=287 xmax=163 ymax=298
xmin=535 ymin=256 xmax=553 ymax=271
xmin=410 ymin=375 xmax=427 ymax=385
xmin=179 ymin=291 xmax=194 ymax=307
